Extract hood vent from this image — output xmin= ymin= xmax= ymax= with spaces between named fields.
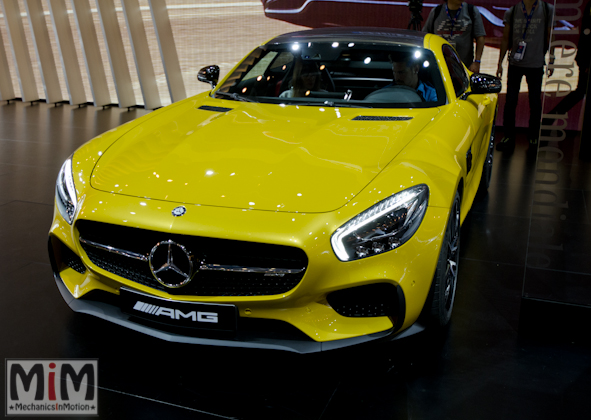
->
xmin=198 ymin=105 xmax=233 ymax=113
xmin=352 ymin=116 xmax=413 ymax=121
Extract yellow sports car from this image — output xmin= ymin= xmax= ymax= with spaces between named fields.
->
xmin=49 ymin=28 xmax=500 ymax=353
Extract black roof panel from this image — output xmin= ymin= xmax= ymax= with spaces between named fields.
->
xmin=267 ymin=27 xmax=427 ymax=47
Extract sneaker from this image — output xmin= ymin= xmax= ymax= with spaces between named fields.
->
xmin=496 ymin=136 xmax=515 ymax=152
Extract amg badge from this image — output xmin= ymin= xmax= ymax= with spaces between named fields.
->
xmin=133 ymin=301 xmax=218 ymax=323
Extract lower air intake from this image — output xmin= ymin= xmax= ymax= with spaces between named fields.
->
xmin=327 ymin=283 xmax=399 ymax=317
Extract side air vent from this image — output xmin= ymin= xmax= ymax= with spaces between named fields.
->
xmin=50 ymin=237 xmax=86 ymax=274
xmin=352 ymin=116 xmax=413 ymax=121
xmin=198 ymin=105 xmax=233 ymax=113
xmin=327 ymin=283 xmax=400 ymax=318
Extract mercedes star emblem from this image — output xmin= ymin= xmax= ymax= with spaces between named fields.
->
xmin=172 ymin=206 xmax=186 ymax=217
xmin=148 ymin=240 xmax=195 ymax=288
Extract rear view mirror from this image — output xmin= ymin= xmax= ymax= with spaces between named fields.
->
xmin=470 ymin=73 xmax=502 ymax=94
xmin=198 ymin=65 xmax=220 ymax=89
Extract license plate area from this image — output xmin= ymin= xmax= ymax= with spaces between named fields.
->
xmin=120 ymin=288 xmax=237 ymax=332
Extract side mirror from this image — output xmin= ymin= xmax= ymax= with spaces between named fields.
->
xmin=198 ymin=65 xmax=220 ymax=89
xmin=470 ymin=73 xmax=502 ymax=94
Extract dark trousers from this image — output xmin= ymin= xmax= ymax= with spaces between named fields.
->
xmin=503 ymin=65 xmax=544 ymax=139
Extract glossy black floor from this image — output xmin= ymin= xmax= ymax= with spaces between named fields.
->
xmin=1 ymin=99 xmax=590 ymax=420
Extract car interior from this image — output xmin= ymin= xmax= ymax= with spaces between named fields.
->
xmin=217 ymin=43 xmax=447 ymax=107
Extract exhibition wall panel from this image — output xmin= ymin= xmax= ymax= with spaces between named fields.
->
xmin=0 ymin=0 xmax=303 ymax=107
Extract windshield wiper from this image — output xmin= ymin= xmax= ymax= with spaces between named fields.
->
xmin=214 ymin=91 xmax=256 ymax=102
xmin=328 ymin=102 xmax=372 ymax=109
xmin=317 ymin=100 xmax=371 ymax=109
xmin=278 ymin=100 xmax=372 ymax=109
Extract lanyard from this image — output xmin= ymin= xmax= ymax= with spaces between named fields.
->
xmin=445 ymin=3 xmax=463 ymax=37
xmin=520 ymin=0 xmax=538 ymax=40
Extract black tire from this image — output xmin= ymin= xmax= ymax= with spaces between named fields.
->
xmin=427 ymin=191 xmax=461 ymax=327
xmin=478 ymin=121 xmax=495 ymax=194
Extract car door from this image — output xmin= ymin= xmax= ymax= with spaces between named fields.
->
xmin=442 ymin=45 xmax=493 ymax=193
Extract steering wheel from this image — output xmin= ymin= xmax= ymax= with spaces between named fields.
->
xmin=364 ymin=85 xmax=424 ymax=103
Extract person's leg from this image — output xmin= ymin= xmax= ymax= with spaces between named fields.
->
xmin=498 ymin=65 xmax=523 ymax=151
xmin=504 ymin=65 xmax=524 ymax=137
xmin=526 ymin=66 xmax=544 ymax=142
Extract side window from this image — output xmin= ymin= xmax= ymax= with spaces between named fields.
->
xmin=269 ymin=52 xmax=294 ymax=71
xmin=243 ymin=51 xmax=278 ymax=81
xmin=442 ymin=45 xmax=469 ymax=97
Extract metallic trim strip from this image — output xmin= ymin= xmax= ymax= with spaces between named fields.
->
xmin=79 ymin=237 xmax=148 ymax=262
xmin=79 ymin=238 xmax=304 ymax=274
xmin=200 ymin=264 xmax=305 ymax=275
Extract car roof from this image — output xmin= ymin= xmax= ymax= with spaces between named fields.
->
xmin=267 ymin=27 xmax=427 ymax=47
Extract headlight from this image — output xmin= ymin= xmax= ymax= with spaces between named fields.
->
xmin=331 ymin=184 xmax=429 ymax=261
xmin=55 ymin=157 xmax=77 ymax=224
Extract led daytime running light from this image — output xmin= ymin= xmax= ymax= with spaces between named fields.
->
xmin=331 ymin=185 xmax=428 ymax=261
xmin=56 ymin=158 xmax=77 ymax=224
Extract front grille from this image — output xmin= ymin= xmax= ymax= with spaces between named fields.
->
xmin=327 ymin=283 xmax=399 ymax=317
xmin=77 ymin=220 xmax=308 ymax=297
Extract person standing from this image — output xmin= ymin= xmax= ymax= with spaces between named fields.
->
xmin=423 ymin=0 xmax=486 ymax=72
xmin=496 ymin=0 xmax=555 ymax=153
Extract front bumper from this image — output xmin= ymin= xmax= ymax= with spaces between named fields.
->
xmin=48 ymin=192 xmax=448 ymax=353
xmin=53 ymin=277 xmax=426 ymax=353
xmin=50 ymin=249 xmax=425 ymax=353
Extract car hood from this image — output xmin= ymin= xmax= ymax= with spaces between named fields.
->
xmin=91 ymin=98 xmax=439 ymax=213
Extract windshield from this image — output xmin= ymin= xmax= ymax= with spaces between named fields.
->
xmin=214 ymin=42 xmax=446 ymax=108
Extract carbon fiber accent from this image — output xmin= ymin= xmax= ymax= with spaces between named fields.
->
xmin=352 ymin=116 xmax=413 ymax=121
xmin=77 ymin=220 xmax=307 ymax=297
